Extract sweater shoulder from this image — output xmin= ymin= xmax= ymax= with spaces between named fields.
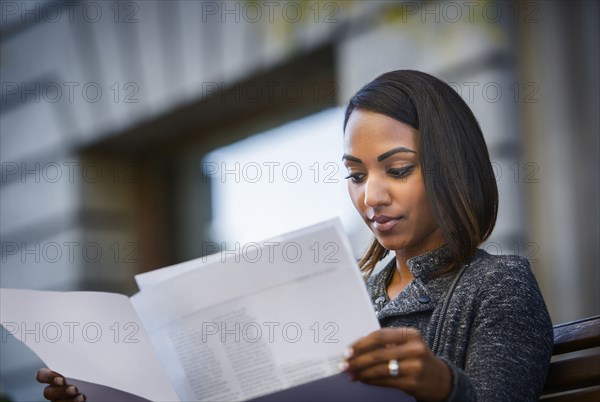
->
xmin=458 ymin=250 xmax=550 ymax=319
xmin=463 ymin=249 xmax=535 ymax=283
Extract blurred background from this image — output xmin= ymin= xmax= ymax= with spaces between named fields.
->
xmin=0 ymin=0 xmax=598 ymax=400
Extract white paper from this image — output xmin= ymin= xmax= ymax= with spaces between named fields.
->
xmin=0 ymin=288 xmax=179 ymax=402
xmin=130 ymin=218 xmax=380 ymax=402
xmin=135 ymin=252 xmax=222 ymax=290
xmin=1 ymin=219 xmax=389 ymax=402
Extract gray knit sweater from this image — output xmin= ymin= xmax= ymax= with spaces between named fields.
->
xmin=366 ymin=246 xmax=554 ymax=402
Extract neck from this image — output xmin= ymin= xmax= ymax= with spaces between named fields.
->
xmin=387 ymin=258 xmax=414 ymax=300
xmin=393 ymin=228 xmax=447 ymax=264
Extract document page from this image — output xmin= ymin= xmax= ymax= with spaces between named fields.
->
xmin=135 ymin=250 xmax=221 ymax=290
xmin=0 ymin=288 xmax=180 ymax=401
xmin=131 ymin=219 xmax=381 ymax=402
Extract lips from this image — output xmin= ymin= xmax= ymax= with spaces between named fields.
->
xmin=369 ymin=215 xmax=403 ymax=233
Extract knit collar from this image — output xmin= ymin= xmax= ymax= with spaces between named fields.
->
xmin=368 ymin=244 xmax=454 ymax=293
xmin=405 ymin=244 xmax=453 ymax=279
xmin=367 ymin=244 xmax=456 ymax=320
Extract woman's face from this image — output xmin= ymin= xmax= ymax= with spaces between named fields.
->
xmin=343 ymin=109 xmax=445 ymax=257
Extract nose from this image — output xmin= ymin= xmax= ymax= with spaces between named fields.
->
xmin=363 ymin=176 xmax=391 ymax=208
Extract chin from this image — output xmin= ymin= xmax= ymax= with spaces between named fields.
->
xmin=375 ymin=237 xmax=406 ymax=252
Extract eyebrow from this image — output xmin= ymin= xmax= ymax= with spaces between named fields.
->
xmin=377 ymin=147 xmax=416 ymax=161
xmin=342 ymin=154 xmax=362 ymax=163
xmin=342 ymin=147 xmax=416 ymax=164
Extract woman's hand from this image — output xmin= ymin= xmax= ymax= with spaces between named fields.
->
xmin=341 ymin=327 xmax=452 ymax=402
xmin=36 ymin=368 xmax=86 ymax=402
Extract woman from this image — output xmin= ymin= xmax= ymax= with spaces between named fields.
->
xmin=337 ymin=70 xmax=553 ymax=401
xmin=37 ymin=70 xmax=554 ymax=401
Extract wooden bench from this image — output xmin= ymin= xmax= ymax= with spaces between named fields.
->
xmin=540 ymin=315 xmax=600 ymax=401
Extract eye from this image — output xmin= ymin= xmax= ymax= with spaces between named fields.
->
xmin=344 ymin=172 xmax=366 ymax=184
xmin=388 ymin=165 xmax=416 ymax=179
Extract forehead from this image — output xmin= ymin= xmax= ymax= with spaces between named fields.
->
xmin=344 ymin=109 xmax=418 ymax=153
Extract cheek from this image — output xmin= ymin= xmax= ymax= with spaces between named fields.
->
xmin=412 ymin=188 xmax=437 ymax=225
xmin=396 ymin=177 xmax=430 ymax=217
xmin=347 ymin=183 xmax=364 ymax=211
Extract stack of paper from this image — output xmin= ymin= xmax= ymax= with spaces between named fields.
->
xmin=1 ymin=219 xmax=413 ymax=401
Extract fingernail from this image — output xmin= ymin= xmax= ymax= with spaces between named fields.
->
xmin=337 ymin=361 xmax=349 ymax=372
xmin=54 ymin=377 xmax=64 ymax=386
xmin=66 ymin=386 xmax=77 ymax=396
xmin=343 ymin=347 xmax=354 ymax=359
xmin=76 ymin=395 xmax=85 ymax=402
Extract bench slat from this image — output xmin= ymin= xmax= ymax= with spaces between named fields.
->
xmin=552 ymin=315 xmax=600 ymax=355
xmin=542 ymin=355 xmax=600 ymax=395
xmin=540 ymin=386 xmax=600 ymax=402
xmin=540 ymin=316 xmax=600 ymax=400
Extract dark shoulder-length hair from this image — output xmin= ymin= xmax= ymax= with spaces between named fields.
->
xmin=344 ymin=70 xmax=498 ymax=278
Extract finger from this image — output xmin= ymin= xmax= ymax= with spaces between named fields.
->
xmin=43 ymin=385 xmax=85 ymax=402
xmin=348 ymin=327 xmax=421 ymax=357
xmin=36 ymin=368 xmax=66 ymax=386
xmin=352 ymin=357 xmax=419 ymax=381
xmin=346 ymin=343 xmax=405 ymax=373
xmin=349 ymin=340 xmax=426 ymax=376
